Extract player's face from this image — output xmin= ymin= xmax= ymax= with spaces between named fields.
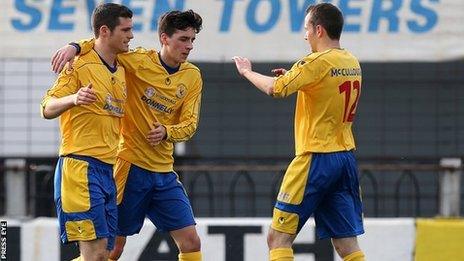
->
xmin=304 ymin=13 xmax=317 ymax=52
xmin=163 ymin=27 xmax=196 ymax=65
xmin=109 ymin=17 xmax=134 ymax=53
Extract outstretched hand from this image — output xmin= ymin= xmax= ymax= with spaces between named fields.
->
xmin=147 ymin=122 xmax=167 ymax=146
xmin=51 ymin=45 xmax=78 ymax=73
xmin=74 ymin=83 xmax=96 ymax=106
xmin=232 ymin=56 xmax=252 ymax=76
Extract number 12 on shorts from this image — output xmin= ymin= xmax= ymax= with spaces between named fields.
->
xmin=339 ymin=80 xmax=361 ymax=123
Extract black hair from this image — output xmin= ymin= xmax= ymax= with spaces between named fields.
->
xmin=306 ymin=3 xmax=344 ymax=40
xmin=92 ymin=3 xmax=133 ymax=38
xmin=158 ymin=9 xmax=203 ymax=37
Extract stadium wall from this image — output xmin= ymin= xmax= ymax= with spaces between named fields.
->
xmin=0 ymin=60 xmax=463 ymax=159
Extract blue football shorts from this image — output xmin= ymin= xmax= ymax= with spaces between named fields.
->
xmin=271 ymin=151 xmax=364 ymax=239
xmin=113 ymin=157 xmax=196 ymax=235
xmin=54 ymin=155 xmax=117 ymax=250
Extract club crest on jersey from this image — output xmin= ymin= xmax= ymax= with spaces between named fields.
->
xmin=176 ymin=84 xmax=187 ymax=99
xmin=145 ymin=87 xmax=156 ymax=98
xmin=165 ymin=77 xmax=171 ymax=85
xmin=64 ymin=67 xmax=74 ymax=75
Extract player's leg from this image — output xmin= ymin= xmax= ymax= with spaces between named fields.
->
xmin=267 ymin=228 xmax=296 ymax=261
xmin=109 ymin=158 xmax=154 ymax=260
xmin=78 ymin=238 xmax=109 ymax=261
xmin=147 ymin=171 xmax=202 ymax=261
xmin=268 ymin=154 xmax=319 ymax=261
xmin=55 ymin=156 xmax=117 ymax=261
xmin=170 ymin=225 xmax=202 ymax=260
xmin=331 ymin=237 xmax=364 ymax=260
xmin=313 ymin=151 xmax=365 ymax=260
xmin=108 ymin=236 xmax=127 ymax=260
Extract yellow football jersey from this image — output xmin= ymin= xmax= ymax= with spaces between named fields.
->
xmin=41 ymin=49 xmax=126 ymax=164
xmin=273 ymin=48 xmax=362 ymax=155
xmin=78 ymin=39 xmax=202 ymax=172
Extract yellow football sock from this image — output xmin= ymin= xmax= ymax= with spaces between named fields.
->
xmin=343 ymin=250 xmax=365 ymax=261
xmin=269 ymin=248 xmax=294 ymax=261
xmin=178 ymin=251 xmax=202 ymax=261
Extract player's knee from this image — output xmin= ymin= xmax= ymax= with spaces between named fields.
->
xmin=267 ymin=229 xmax=283 ymax=249
xmin=267 ymin=230 xmax=276 ymax=248
xmin=178 ymin=232 xmax=201 ymax=252
xmin=267 ymin=229 xmax=293 ymax=249
xmin=331 ymin=237 xmax=360 ymax=258
xmin=333 ymin=243 xmax=351 ymax=258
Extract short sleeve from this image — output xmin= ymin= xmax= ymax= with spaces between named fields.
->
xmin=41 ymin=67 xmax=79 ymax=109
xmin=273 ymin=56 xmax=331 ymax=98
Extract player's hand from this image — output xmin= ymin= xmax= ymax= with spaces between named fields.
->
xmin=51 ymin=45 xmax=78 ymax=74
xmin=73 ymin=83 xmax=96 ymax=105
xmin=232 ymin=56 xmax=252 ymax=76
xmin=147 ymin=122 xmax=167 ymax=146
xmin=271 ymin=68 xmax=287 ymax=76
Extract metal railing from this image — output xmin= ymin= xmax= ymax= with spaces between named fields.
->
xmin=0 ymin=158 xmax=462 ymax=218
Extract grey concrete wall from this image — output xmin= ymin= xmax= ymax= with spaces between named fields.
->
xmin=0 ymin=59 xmax=463 ymax=159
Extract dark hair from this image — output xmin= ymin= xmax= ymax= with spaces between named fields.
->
xmin=306 ymin=3 xmax=344 ymax=40
xmin=158 ymin=9 xmax=203 ymax=37
xmin=92 ymin=3 xmax=133 ymax=38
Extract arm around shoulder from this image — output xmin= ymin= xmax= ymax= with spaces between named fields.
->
xmin=117 ymin=47 xmax=153 ymax=73
xmin=76 ymin=38 xmax=95 ymax=55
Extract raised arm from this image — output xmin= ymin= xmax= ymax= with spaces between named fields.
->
xmin=232 ymin=56 xmax=275 ymax=96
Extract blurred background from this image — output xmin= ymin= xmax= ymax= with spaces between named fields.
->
xmin=0 ymin=0 xmax=463 ymax=260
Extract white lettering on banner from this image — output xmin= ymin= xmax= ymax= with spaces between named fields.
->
xmin=1 ymin=0 xmax=463 ymax=61
xmin=6 ymin=0 xmax=439 ymax=33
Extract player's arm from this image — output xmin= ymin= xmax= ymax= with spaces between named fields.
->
xmin=273 ymin=56 xmax=332 ymax=98
xmin=70 ymin=38 xmax=145 ymax=73
xmin=232 ymin=56 xmax=275 ymax=96
xmin=233 ymin=55 xmax=329 ymax=98
xmin=41 ymin=68 xmax=96 ymax=119
xmin=51 ymin=38 xmax=144 ymax=74
xmin=51 ymin=39 xmax=93 ymax=73
xmin=147 ymin=78 xmax=203 ymax=146
xmin=165 ymin=84 xmax=202 ymax=143
xmin=117 ymin=47 xmax=151 ymax=73
xmin=42 ymin=84 xmax=96 ymax=119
